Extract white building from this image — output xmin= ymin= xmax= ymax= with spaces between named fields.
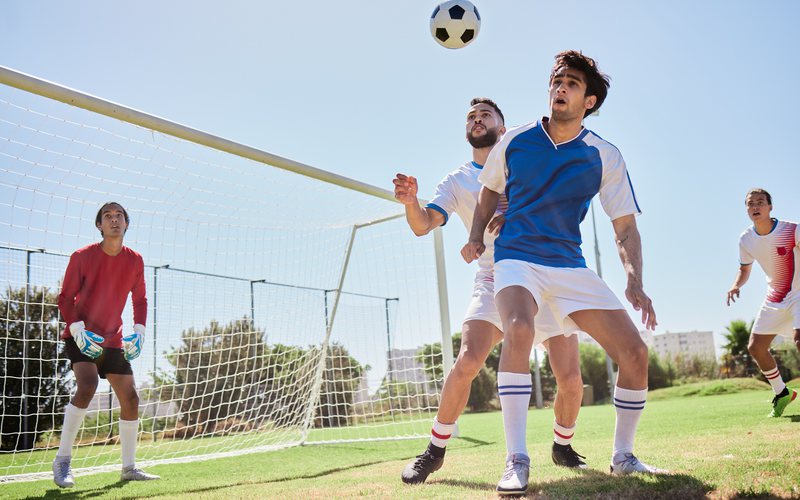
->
xmin=651 ymin=330 xmax=716 ymax=360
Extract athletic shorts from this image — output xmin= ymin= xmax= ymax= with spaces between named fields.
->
xmin=64 ymin=337 xmax=133 ymax=379
xmin=463 ymin=269 xmax=579 ymax=346
xmin=494 ymin=258 xmax=624 ymax=332
xmin=752 ymin=291 xmax=800 ymax=337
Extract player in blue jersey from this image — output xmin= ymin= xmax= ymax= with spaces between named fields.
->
xmin=395 ymin=98 xmax=588 ymax=486
xmin=462 ymin=51 xmax=664 ymax=495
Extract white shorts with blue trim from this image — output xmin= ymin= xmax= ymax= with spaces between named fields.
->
xmin=493 ymin=259 xmax=624 ymax=331
xmin=463 ymin=269 xmax=579 ymax=346
xmin=752 ymin=290 xmax=800 ymax=338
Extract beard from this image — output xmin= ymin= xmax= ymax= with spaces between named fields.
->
xmin=467 ymin=126 xmax=500 ymax=149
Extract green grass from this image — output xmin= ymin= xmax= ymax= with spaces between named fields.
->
xmin=3 ymin=379 xmax=799 ymax=499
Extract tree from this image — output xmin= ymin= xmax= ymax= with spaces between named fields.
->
xmin=579 ymin=343 xmax=611 ymax=403
xmin=159 ymin=318 xmax=269 ymax=434
xmin=1 ymin=286 xmax=73 ymax=450
xmin=721 ymin=319 xmax=757 ymax=377
xmin=315 ymin=342 xmax=366 ymax=427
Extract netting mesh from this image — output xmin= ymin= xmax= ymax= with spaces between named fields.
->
xmin=0 ymin=82 xmax=446 ymax=482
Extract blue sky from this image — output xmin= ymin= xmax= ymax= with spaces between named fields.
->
xmin=3 ymin=0 xmax=799 ymax=354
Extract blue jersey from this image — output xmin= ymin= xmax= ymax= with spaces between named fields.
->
xmin=479 ymin=118 xmax=641 ymax=268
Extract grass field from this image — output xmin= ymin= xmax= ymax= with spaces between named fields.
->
xmin=2 ymin=379 xmax=799 ymax=499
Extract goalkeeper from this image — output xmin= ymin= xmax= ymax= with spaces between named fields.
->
xmin=53 ymin=202 xmax=159 ymax=488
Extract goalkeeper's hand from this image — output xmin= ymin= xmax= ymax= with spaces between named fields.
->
xmin=122 ymin=324 xmax=145 ymax=361
xmin=70 ymin=321 xmax=104 ymax=359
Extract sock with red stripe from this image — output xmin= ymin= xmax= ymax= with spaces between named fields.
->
xmin=762 ymin=367 xmax=786 ymax=395
xmin=553 ymin=420 xmax=575 ymax=446
xmin=427 ymin=417 xmax=454 ymax=457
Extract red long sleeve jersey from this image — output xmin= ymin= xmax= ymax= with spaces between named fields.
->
xmin=58 ymin=243 xmax=147 ymax=348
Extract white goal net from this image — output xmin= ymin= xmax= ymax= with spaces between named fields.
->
xmin=0 ymin=67 xmax=452 ymax=482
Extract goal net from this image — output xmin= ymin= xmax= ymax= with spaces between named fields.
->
xmin=0 ymin=67 xmax=452 ymax=482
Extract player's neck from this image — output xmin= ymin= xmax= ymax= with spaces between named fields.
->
xmin=472 ymin=145 xmax=491 ymax=166
xmin=544 ymin=116 xmax=583 ymax=144
xmin=100 ymin=238 xmax=124 ymax=256
xmin=753 ymin=217 xmax=777 ymax=236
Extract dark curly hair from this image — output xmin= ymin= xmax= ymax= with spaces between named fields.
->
xmin=550 ymin=50 xmax=611 ymax=118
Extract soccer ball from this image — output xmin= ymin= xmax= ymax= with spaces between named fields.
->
xmin=429 ymin=0 xmax=481 ymax=49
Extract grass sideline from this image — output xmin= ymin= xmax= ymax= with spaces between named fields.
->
xmin=3 ymin=378 xmax=799 ymax=499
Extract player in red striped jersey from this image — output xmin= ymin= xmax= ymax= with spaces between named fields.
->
xmin=727 ymin=188 xmax=800 ymax=417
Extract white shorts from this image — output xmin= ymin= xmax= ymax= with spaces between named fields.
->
xmin=494 ymin=258 xmax=624 ymax=332
xmin=752 ymin=291 xmax=800 ymax=337
xmin=463 ymin=269 xmax=579 ymax=346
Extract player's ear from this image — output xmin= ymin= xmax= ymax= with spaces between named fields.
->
xmin=584 ymin=95 xmax=597 ymax=111
xmin=499 ymin=125 xmax=506 ymax=135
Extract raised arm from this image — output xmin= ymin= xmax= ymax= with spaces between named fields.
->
xmin=612 ymin=214 xmax=656 ymax=330
xmin=726 ymin=264 xmax=752 ymax=306
xmin=461 ymin=186 xmax=499 ymax=263
xmin=393 ymin=173 xmax=445 ymax=236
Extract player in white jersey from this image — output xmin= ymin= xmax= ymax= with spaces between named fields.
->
xmin=726 ymin=188 xmax=799 ymax=417
xmin=463 ymin=52 xmax=664 ymax=495
xmin=394 ymin=98 xmax=587 ymax=486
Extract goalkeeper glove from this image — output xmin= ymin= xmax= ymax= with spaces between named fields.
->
xmin=122 ymin=324 xmax=145 ymax=361
xmin=70 ymin=321 xmax=104 ymax=359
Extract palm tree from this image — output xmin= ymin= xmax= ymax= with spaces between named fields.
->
xmin=723 ymin=319 xmax=752 ymax=356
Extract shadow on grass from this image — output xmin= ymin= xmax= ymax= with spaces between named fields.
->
xmin=432 ymin=469 xmax=714 ymax=499
xmin=33 ymin=479 xmax=128 ymax=500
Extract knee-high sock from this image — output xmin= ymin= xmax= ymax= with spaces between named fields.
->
xmin=612 ymin=385 xmax=647 ymax=460
xmin=119 ymin=419 xmax=139 ymax=469
xmin=762 ymin=367 xmax=786 ymax=395
xmin=56 ymin=403 xmax=88 ymax=458
xmin=498 ymin=372 xmax=532 ymax=458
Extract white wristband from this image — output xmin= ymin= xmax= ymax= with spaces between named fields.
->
xmin=134 ymin=324 xmax=146 ymax=336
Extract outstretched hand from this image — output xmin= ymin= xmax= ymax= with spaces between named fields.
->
xmin=461 ymin=240 xmax=485 ymax=263
xmin=393 ymin=173 xmax=419 ymax=206
xmin=625 ymin=284 xmax=657 ymax=331
xmin=726 ymin=286 xmax=740 ymax=306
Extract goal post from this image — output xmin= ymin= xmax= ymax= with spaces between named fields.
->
xmin=0 ymin=65 xmax=454 ymax=482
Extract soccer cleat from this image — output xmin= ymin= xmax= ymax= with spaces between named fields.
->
xmin=401 ymin=450 xmax=444 ymax=484
xmin=121 ymin=466 xmax=160 ymax=481
xmin=610 ymin=453 xmax=667 ymax=475
xmin=769 ymin=388 xmax=797 ymax=417
xmin=52 ymin=456 xmax=75 ymax=488
xmin=552 ymin=443 xmax=587 ymax=469
xmin=496 ymin=453 xmax=530 ymax=496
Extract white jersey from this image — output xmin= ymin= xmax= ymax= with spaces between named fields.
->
xmin=739 ymin=219 xmax=800 ymax=303
xmin=425 ymin=161 xmax=508 ymax=273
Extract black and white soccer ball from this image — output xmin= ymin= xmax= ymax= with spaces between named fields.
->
xmin=429 ymin=0 xmax=481 ymax=49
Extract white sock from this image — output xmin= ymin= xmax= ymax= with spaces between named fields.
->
xmin=762 ymin=367 xmax=786 ymax=395
xmin=498 ymin=372 xmax=532 ymax=458
xmin=553 ymin=420 xmax=575 ymax=446
xmin=612 ymin=386 xmax=647 ymax=461
xmin=119 ymin=419 xmax=139 ymax=469
xmin=430 ymin=417 xmax=456 ymax=449
xmin=56 ymin=403 xmax=88 ymax=458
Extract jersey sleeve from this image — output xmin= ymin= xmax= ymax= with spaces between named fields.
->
xmin=131 ymin=253 xmax=148 ymax=326
xmin=598 ymin=146 xmax=642 ymax=221
xmin=57 ymin=251 xmax=82 ymax=327
xmin=739 ymin=235 xmax=754 ymax=266
xmin=478 ymin=141 xmax=507 ymax=194
xmin=425 ymin=174 xmax=459 ymax=226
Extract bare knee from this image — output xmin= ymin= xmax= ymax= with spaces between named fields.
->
xmin=503 ymin=315 xmax=534 ymax=343
xmin=73 ymin=380 xmax=98 ymax=407
xmin=618 ymin=340 xmax=648 ymax=371
xmin=452 ymin=350 xmax=484 ymax=380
